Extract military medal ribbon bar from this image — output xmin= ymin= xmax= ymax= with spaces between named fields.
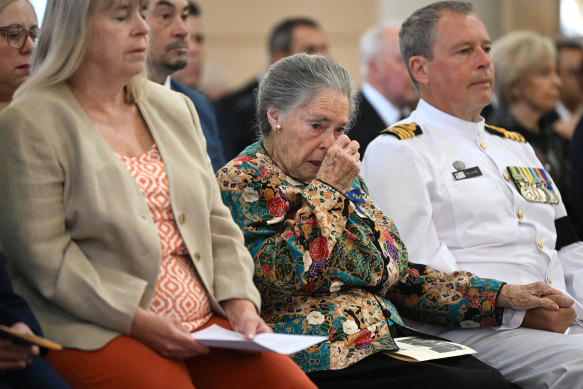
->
xmin=506 ymin=166 xmax=559 ymax=204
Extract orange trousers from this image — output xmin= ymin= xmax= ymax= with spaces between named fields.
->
xmin=45 ymin=316 xmax=316 ymax=389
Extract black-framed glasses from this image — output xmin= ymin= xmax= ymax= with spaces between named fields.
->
xmin=0 ymin=24 xmax=39 ymax=49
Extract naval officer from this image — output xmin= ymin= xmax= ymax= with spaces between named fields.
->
xmin=361 ymin=1 xmax=583 ymax=388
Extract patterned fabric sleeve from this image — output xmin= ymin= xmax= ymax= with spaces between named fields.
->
xmin=218 ymin=160 xmax=351 ymax=299
xmin=389 ymin=263 xmax=505 ymax=328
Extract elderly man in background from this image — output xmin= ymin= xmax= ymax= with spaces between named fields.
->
xmin=350 ymin=23 xmax=418 ymax=158
xmin=362 ymin=1 xmax=583 ymax=388
xmin=146 ymin=0 xmax=226 ymax=172
xmin=215 ymin=17 xmax=328 ymax=161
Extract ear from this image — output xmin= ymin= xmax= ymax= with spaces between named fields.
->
xmin=409 ymin=55 xmax=429 ymax=86
xmin=267 ymin=107 xmax=280 ymax=128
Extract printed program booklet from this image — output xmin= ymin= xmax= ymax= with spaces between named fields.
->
xmin=191 ymin=324 xmax=327 ymax=354
xmin=384 ymin=336 xmax=476 ymax=362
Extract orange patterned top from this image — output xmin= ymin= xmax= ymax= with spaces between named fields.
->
xmin=117 ymin=144 xmax=212 ymax=332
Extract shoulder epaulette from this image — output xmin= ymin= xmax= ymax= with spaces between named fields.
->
xmin=485 ymin=124 xmax=526 ymax=143
xmin=378 ymin=122 xmax=423 ymax=140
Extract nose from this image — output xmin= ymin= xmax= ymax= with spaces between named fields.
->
xmin=319 ymin=129 xmax=337 ymax=151
xmin=135 ymin=12 xmax=150 ymax=35
xmin=173 ymin=16 xmax=188 ymax=39
xmin=475 ymin=47 xmax=492 ymax=69
xmin=20 ymin=35 xmax=35 ymax=55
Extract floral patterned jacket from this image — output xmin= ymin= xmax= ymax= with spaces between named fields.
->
xmin=216 ymin=142 xmax=505 ymax=373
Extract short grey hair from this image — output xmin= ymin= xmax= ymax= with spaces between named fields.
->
xmin=400 ymin=1 xmax=474 ymax=91
xmin=359 ymin=23 xmax=397 ymax=78
xmin=256 ymin=53 xmax=356 ymax=138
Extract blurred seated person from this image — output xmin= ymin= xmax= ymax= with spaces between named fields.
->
xmin=215 ymin=17 xmax=328 ymax=161
xmin=488 ymin=30 xmax=572 ymax=211
xmin=146 ymin=0 xmax=225 ymax=172
xmin=351 ymin=23 xmax=418 ymax=158
xmin=216 ymin=53 xmax=566 ymax=388
xmin=0 ymin=0 xmax=315 ymax=388
xmin=171 ymin=0 xmax=229 ymax=100
xmin=0 ymin=0 xmax=36 ymax=111
xmin=553 ymin=39 xmax=583 ymax=140
xmin=1 ymin=3 xmax=70 ymax=387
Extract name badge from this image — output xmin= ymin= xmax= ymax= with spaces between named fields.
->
xmin=452 ymin=166 xmax=482 ymax=181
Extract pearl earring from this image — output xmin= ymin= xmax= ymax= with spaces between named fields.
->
xmin=275 ymin=124 xmax=282 ymax=133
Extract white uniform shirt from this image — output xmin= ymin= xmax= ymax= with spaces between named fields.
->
xmin=361 ymin=99 xmax=583 ymax=330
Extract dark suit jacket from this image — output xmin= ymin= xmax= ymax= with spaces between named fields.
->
xmin=349 ymin=91 xmax=387 ymax=159
xmin=0 ymin=258 xmax=41 ymax=334
xmin=571 ymin=118 xmax=583 ymax=239
xmin=214 ymin=78 xmax=260 ymax=162
xmin=171 ymin=78 xmax=226 ymax=172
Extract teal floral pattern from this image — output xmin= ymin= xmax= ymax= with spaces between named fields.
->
xmin=217 ymin=142 xmax=505 ymax=372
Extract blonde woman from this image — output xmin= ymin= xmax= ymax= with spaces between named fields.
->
xmin=0 ymin=0 xmax=315 ymax=388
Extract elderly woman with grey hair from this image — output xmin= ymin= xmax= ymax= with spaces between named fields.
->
xmin=216 ymin=53 xmax=564 ymax=388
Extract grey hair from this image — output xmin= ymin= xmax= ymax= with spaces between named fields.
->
xmin=256 ymin=53 xmax=356 ymax=138
xmin=15 ymin=0 xmax=148 ymax=103
xmin=359 ymin=22 xmax=398 ymax=78
xmin=400 ymin=1 xmax=474 ymax=91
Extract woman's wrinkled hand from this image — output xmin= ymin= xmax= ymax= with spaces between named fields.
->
xmin=220 ymin=298 xmax=272 ymax=340
xmin=130 ymin=307 xmax=209 ymax=359
xmin=0 ymin=322 xmax=39 ymax=371
xmin=496 ymin=282 xmax=574 ymax=311
xmin=316 ymin=135 xmax=361 ymax=193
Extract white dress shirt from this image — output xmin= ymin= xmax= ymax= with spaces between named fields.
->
xmin=361 ymin=83 xmax=401 ymax=127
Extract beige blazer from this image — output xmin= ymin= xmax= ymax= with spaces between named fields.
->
xmin=0 ymin=81 xmax=260 ymax=350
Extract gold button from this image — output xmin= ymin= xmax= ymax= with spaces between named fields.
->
xmin=503 ymin=172 xmax=510 ymax=181
xmin=547 ymin=275 xmax=552 ymax=284
xmin=194 ymin=252 xmax=201 ymax=261
xmin=537 ymin=240 xmax=543 ymax=249
xmin=517 ymin=210 xmax=523 ymax=220
xmin=178 ymin=214 xmax=186 ymax=224
xmin=480 ymin=141 xmax=487 ymax=150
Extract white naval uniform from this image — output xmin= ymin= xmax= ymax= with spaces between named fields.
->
xmin=361 ymin=99 xmax=583 ymax=389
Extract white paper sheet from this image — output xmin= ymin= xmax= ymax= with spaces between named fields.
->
xmin=191 ymin=324 xmax=327 ymax=354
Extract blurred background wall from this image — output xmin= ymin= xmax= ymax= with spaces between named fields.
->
xmin=32 ymin=0 xmax=566 ymax=91
xmin=195 ymin=0 xmax=560 ymax=91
